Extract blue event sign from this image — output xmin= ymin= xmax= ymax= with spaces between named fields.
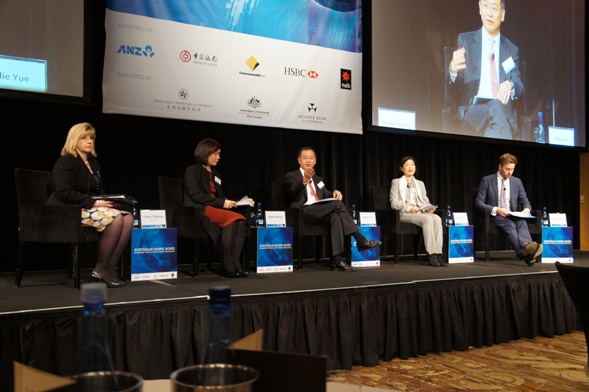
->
xmin=257 ymin=227 xmax=293 ymax=273
xmin=131 ymin=228 xmax=177 ymax=278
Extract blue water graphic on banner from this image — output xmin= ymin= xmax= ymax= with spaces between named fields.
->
xmin=106 ymin=0 xmax=362 ymax=52
xmin=131 ymin=228 xmax=177 ymax=274
xmin=542 ymin=227 xmax=573 ymax=259
xmin=448 ymin=226 xmax=474 ymax=261
xmin=257 ymin=227 xmax=293 ymax=268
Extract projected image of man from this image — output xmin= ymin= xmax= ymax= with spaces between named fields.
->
xmin=448 ymin=0 xmax=524 ymax=140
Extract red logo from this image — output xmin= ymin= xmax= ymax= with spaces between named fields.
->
xmin=308 ymin=70 xmax=319 ymax=79
xmin=179 ymin=50 xmax=191 ymax=62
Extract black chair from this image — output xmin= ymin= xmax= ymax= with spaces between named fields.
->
xmin=371 ymin=185 xmax=420 ymax=264
xmin=555 ymin=262 xmax=589 ymax=376
xmin=14 ymin=168 xmax=99 ymax=290
xmin=158 ymin=176 xmax=252 ymax=276
xmin=158 ymin=176 xmax=210 ymax=277
xmin=471 ymin=187 xmax=542 ymax=261
xmin=443 ymin=46 xmax=532 ymax=141
xmin=270 ymin=182 xmax=329 ymax=270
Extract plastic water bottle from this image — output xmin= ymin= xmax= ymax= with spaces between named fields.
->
xmin=203 ymin=286 xmax=234 ymax=385
xmin=534 ymin=112 xmax=546 ymax=143
xmin=255 ymin=202 xmax=264 ymax=227
xmin=445 ymin=205 xmax=454 ymax=226
xmin=131 ymin=202 xmax=140 ymax=228
xmin=352 ymin=204 xmax=358 ymax=225
xmin=541 ymin=206 xmax=549 ymax=227
xmin=73 ymin=283 xmax=118 ymax=383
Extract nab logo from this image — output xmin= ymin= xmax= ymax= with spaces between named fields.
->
xmin=246 ymin=56 xmax=260 ymax=71
xmin=340 ymin=69 xmax=351 ymax=90
xmin=117 ymin=45 xmax=155 ymax=57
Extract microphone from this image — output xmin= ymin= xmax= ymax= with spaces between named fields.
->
xmin=491 ymin=53 xmax=495 ymax=61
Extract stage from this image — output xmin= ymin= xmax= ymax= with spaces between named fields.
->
xmin=1 ymin=252 xmax=586 ymax=390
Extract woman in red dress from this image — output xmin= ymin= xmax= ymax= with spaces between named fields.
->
xmin=184 ymin=138 xmax=254 ymax=278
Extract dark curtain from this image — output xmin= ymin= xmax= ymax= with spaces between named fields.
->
xmin=0 ymin=274 xmax=580 ymax=390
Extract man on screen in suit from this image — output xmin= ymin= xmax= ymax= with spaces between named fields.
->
xmin=284 ymin=147 xmax=381 ymax=272
xmin=448 ymin=0 xmax=524 ymax=140
xmin=475 ymin=153 xmax=542 ymax=266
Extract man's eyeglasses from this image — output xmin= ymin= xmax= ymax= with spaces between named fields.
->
xmin=481 ymin=2 xmax=503 ymax=13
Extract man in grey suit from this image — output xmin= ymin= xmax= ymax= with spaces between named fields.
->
xmin=448 ymin=0 xmax=524 ymax=139
xmin=284 ymin=147 xmax=381 ymax=271
xmin=475 ymin=153 xmax=542 ymax=266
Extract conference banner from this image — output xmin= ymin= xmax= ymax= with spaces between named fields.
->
xmin=102 ymin=0 xmax=362 ymax=134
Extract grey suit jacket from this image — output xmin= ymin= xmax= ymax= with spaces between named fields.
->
xmin=475 ymin=173 xmax=531 ymax=212
xmin=390 ymin=177 xmax=431 ymax=217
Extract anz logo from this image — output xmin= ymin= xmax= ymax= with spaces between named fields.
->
xmin=116 ymin=45 xmax=155 ymax=58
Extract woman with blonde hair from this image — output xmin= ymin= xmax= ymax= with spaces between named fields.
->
xmin=47 ymin=122 xmax=132 ymax=287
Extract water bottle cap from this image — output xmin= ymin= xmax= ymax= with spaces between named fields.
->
xmin=80 ymin=282 xmax=107 ymax=303
xmin=538 ymin=111 xmax=543 ymax=117
xmin=209 ymin=286 xmax=231 ymax=302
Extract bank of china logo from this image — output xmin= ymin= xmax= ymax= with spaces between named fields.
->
xmin=340 ymin=68 xmax=351 ymax=90
xmin=117 ymin=44 xmax=155 ymax=57
xmin=308 ymin=103 xmax=317 ymax=112
xmin=247 ymin=96 xmax=262 ymax=109
xmin=179 ymin=50 xmax=191 ymax=62
xmin=246 ymin=56 xmax=260 ymax=71
xmin=178 ymin=89 xmax=189 ymax=100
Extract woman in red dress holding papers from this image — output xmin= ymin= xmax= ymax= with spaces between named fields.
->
xmin=184 ymin=138 xmax=254 ymax=278
xmin=47 ymin=122 xmax=132 ymax=287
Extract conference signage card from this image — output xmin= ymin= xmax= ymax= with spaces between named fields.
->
xmin=256 ymin=227 xmax=293 ymax=273
xmin=131 ymin=228 xmax=178 ymax=281
xmin=541 ymin=227 xmax=573 ymax=263
xmin=102 ymin=1 xmax=362 ymax=135
xmin=448 ymin=226 xmax=474 ymax=263
xmin=351 ymin=227 xmax=380 ymax=268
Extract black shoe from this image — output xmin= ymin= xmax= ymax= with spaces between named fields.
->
xmin=524 ymin=243 xmax=543 ymax=266
xmin=427 ymin=254 xmax=440 ymax=267
xmin=357 ymin=239 xmax=382 ymax=251
xmin=91 ymin=271 xmax=124 ymax=288
xmin=222 ymin=270 xmax=240 ymax=278
xmin=437 ymin=254 xmax=448 ymax=267
xmin=330 ymin=259 xmax=356 ymax=272
xmin=237 ymin=269 xmax=249 ymax=277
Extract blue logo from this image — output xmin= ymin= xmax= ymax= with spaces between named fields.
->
xmin=116 ymin=45 xmax=155 ymax=57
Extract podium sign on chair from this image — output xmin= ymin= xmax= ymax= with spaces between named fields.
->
xmin=541 ymin=226 xmax=573 ymax=263
xmin=131 ymin=209 xmax=178 ymax=281
xmin=351 ymin=226 xmax=381 ymax=268
xmin=448 ymin=225 xmax=474 ymax=263
xmin=256 ymin=227 xmax=294 ymax=273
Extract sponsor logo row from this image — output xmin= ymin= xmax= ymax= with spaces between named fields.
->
xmin=116 ymin=44 xmax=352 ymax=90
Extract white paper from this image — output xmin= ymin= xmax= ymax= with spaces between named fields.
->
xmin=549 ymin=213 xmax=568 ymax=227
xmin=265 ymin=211 xmax=286 ymax=227
xmin=502 ymin=56 xmax=516 ymax=73
xmin=359 ymin=212 xmax=377 ymax=227
xmin=305 ymin=197 xmax=339 ymax=206
xmin=140 ymin=209 xmax=167 ymax=228
xmin=453 ymin=212 xmax=469 ymax=226
xmin=236 ymin=195 xmax=252 ymax=206
xmin=418 ymin=204 xmax=437 ymax=212
xmin=508 ymin=211 xmax=535 ymax=219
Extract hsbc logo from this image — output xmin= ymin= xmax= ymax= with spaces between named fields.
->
xmin=284 ymin=67 xmax=319 ymax=79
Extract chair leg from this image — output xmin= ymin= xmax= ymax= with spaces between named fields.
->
xmin=14 ymin=241 xmax=25 ymax=287
xmin=72 ymin=244 xmax=80 ymax=290
xmin=297 ymin=236 xmax=302 ymax=270
xmin=193 ymin=239 xmax=200 ymax=277
xmin=484 ymin=233 xmax=490 ymax=262
xmin=314 ymin=236 xmax=322 ymax=263
xmin=395 ymin=235 xmax=401 ymax=265
xmin=413 ymin=235 xmax=420 ymax=260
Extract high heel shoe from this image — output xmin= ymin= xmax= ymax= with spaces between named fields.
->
xmin=91 ymin=271 xmax=124 ymax=288
xmin=237 ymin=269 xmax=249 ymax=277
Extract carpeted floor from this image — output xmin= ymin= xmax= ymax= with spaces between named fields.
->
xmin=353 ymin=331 xmax=589 ymax=391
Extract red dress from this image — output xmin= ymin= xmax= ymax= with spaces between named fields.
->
xmin=204 ymin=173 xmax=244 ymax=228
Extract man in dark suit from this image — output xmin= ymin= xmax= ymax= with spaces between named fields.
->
xmin=448 ymin=0 xmax=524 ymax=139
xmin=475 ymin=153 xmax=542 ymax=266
xmin=284 ymin=147 xmax=381 ymax=271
